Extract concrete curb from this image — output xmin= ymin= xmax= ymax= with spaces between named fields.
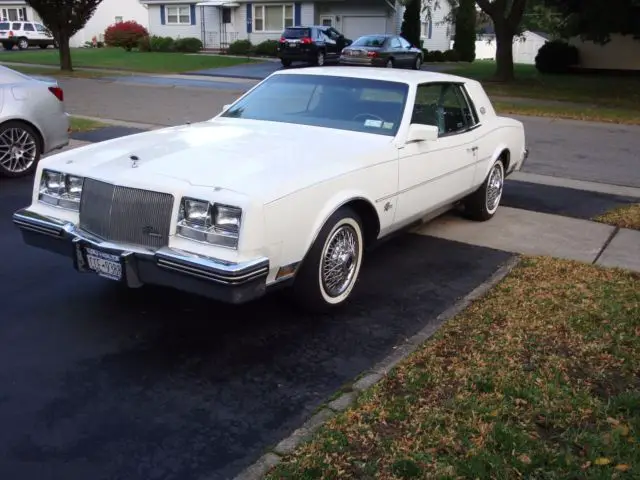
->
xmin=232 ymin=255 xmax=522 ymax=480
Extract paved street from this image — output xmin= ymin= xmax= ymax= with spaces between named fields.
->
xmin=57 ymin=77 xmax=640 ymax=187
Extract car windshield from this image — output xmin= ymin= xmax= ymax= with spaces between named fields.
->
xmin=283 ymin=27 xmax=311 ymax=38
xmin=221 ymin=74 xmax=408 ymax=136
xmin=352 ymin=35 xmax=388 ymax=47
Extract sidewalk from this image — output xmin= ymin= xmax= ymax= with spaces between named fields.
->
xmin=415 ymin=206 xmax=640 ymax=273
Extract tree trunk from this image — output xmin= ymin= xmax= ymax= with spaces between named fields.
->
xmin=493 ymin=23 xmax=515 ymax=81
xmin=58 ymin=32 xmax=73 ymax=71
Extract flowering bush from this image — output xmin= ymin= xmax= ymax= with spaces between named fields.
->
xmin=104 ymin=21 xmax=149 ymax=51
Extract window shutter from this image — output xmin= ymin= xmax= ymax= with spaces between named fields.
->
xmin=22 ymin=7 xmax=27 ymax=21
xmin=190 ymin=4 xmax=196 ymax=25
xmin=160 ymin=5 xmax=166 ymax=25
xmin=246 ymin=3 xmax=252 ymax=33
xmin=294 ymin=3 xmax=301 ymax=26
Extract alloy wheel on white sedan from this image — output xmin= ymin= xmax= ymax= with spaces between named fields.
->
xmin=0 ymin=121 xmax=41 ymax=178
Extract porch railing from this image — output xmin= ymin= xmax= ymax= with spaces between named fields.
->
xmin=203 ymin=31 xmax=239 ymax=50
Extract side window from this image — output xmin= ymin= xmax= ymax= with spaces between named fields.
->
xmin=459 ymin=85 xmax=480 ymax=127
xmin=411 ymin=83 xmax=443 ymax=131
xmin=390 ymin=37 xmax=402 ymax=49
xmin=23 ymin=22 xmax=34 ymax=31
xmin=12 ymin=22 xmax=21 ymax=30
xmin=398 ymin=36 xmax=411 ymax=48
xmin=439 ymin=84 xmax=472 ymax=134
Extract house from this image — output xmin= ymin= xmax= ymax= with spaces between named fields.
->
xmin=416 ymin=0 xmax=453 ymax=52
xmin=0 ymin=0 xmax=148 ymax=47
xmin=464 ymin=28 xmax=551 ymax=65
xmin=140 ymin=0 xmax=453 ymax=51
xmin=569 ymin=34 xmax=640 ymax=71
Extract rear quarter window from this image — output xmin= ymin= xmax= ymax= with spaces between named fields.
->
xmin=12 ymin=23 xmax=21 ymax=30
xmin=283 ymin=27 xmax=311 ymax=38
xmin=0 ymin=23 xmax=9 ymax=30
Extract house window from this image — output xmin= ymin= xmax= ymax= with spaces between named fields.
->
xmin=166 ymin=6 xmax=191 ymax=25
xmin=420 ymin=19 xmax=432 ymax=39
xmin=1 ymin=8 xmax=26 ymax=21
xmin=222 ymin=7 xmax=231 ymax=24
xmin=253 ymin=4 xmax=293 ymax=32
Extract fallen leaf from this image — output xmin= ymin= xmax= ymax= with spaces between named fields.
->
xmin=594 ymin=457 xmax=611 ymax=466
xmin=581 ymin=461 xmax=591 ymax=470
xmin=615 ymin=464 xmax=631 ymax=472
xmin=616 ymin=425 xmax=630 ymax=437
xmin=607 ymin=417 xmax=620 ymax=426
xmin=518 ymin=454 xmax=532 ymax=464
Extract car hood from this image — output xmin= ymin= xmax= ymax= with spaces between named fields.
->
xmin=46 ymin=118 xmax=396 ymax=203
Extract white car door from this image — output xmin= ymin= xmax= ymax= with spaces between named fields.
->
xmin=395 ymin=82 xmax=481 ymax=224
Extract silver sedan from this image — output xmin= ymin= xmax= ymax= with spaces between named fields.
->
xmin=0 ymin=65 xmax=69 ymax=178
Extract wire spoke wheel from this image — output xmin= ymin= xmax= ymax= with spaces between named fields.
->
xmin=320 ymin=224 xmax=360 ymax=298
xmin=0 ymin=127 xmax=38 ymax=174
xmin=485 ymin=162 xmax=504 ymax=213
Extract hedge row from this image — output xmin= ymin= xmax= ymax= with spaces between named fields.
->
xmin=421 ymin=49 xmax=462 ymax=62
xmin=103 ymin=20 xmax=202 ymax=53
xmin=227 ymin=39 xmax=279 ymax=56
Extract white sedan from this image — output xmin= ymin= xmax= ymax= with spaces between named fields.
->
xmin=13 ymin=67 xmax=528 ymax=312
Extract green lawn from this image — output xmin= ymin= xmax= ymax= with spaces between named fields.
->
xmin=267 ymin=257 xmax=640 ymax=479
xmin=68 ymin=116 xmax=109 ymax=132
xmin=0 ymin=47 xmax=255 ymax=73
xmin=447 ymin=61 xmax=640 ymax=110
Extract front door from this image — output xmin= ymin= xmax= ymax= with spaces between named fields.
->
xmin=395 ymin=82 xmax=481 ymax=223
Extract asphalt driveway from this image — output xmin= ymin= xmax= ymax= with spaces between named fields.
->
xmin=0 ymin=175 xmax=512 ymax=480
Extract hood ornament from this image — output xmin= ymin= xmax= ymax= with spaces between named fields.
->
xmin=130 ymin=155 xmax=139 ymax=168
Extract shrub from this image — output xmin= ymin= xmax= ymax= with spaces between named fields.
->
xmin=227 ymin=39 xmax=253 ymax=55
xmin=431 ymin=50 xmax=445 ymax=62
xmin=535 ymin=40 xmax=580 ymax=74
xmin=150 ymin=35 xmax=176 ymax=52
xmin=174 ymin=37 xmax=202 ymax=53
xmin=253 ymin=39 xmax=279 ymax=57
xmin=104 ymin=20 xmax=149 ymax=51
xmin=442 ymin=49 xmax=460 ymax=62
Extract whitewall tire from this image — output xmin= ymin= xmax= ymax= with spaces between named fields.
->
xmin=292 ymin=207 xmax=364 ymax=312
xmin=462 ymin=159 xmax=505 ymax=221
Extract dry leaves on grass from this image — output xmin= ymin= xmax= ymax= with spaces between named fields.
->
xmin=594 ymin=204 xmax=640 ymax=231
xmin=266 ymin=257 xmax=640 ymax=480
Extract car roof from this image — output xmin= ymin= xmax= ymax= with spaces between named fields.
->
xmin=271 ymin=66 xmax=474 ymax=87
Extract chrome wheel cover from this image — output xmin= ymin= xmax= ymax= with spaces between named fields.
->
xmin=415 ymin=57 xmax=421 ymax=69
xmin=321 ymin=224 xmax=360 ymax=298
xmin=317 ymin=52 xmax=324 ymax=65
xmin=18 ymin=39 xmax=28 ymax=49
xmin=486 ymin=163 xmax=504 ymax=213
xmin=0 ymin=127 xmax=38 ymax=173
xmin=386 ymin=59 xmax=393 ymax=68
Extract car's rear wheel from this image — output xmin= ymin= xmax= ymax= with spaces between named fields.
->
xmin=280 ymin=58 xmax=292 ymax=67
xmin=462 ymin=159 xmax=505 ymax=221
xmin=385 ymin=58 xmax=394 ymax=68
xmin=292 ymin=207 xmax=364 ymax=312
xmin=17 ymin=37 xmax=28 ymax=50
xmin=314 ymin=51 xmax=326 ymax=66
xmin=0 ymin=121 xmax=42 ymax=178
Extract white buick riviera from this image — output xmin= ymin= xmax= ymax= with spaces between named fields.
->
xmin=13 ymin=67 xmax=528 ymax=312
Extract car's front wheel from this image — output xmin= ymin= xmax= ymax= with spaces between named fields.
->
xmin=17 ymin=37 xmax=28 ymax=50
xmin=462 ymin=159 xmax=505 ymax=221
xmin=314 ymin=50 xmax=326 ymax=66
xmin=292 ymin=207 xmax=364 ymax=312
xmin=413 ymin=55 xmax=422 ymax=70
xmin=0 ymin=120 xmax=42 ymax=178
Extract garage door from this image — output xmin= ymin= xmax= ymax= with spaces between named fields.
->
xmin=341 ymin=16 xmax=388 ymax=40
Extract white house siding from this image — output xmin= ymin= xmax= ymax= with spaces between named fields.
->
xmin=146 ymin=1 xmax=201 ymax=41
xmin=395 ymin=0 xmax=452 ymax=51
xmin=314 ymin=2 xmax=397 ymax=39
xmin=0 ymin=3 xmax=40 ymax=22
xmin=459 ymin=31 xmax=549 ymax=65
xmin=69 ymin=0 xmax=149 ymax=47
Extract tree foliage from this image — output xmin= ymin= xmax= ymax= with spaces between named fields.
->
xmin=453 ymin=0 xmax=476 ymax=61
xmin=400 ymin=0 xmax=422 ymax=48
xmin=25 ymin=0 xmax=104 ymax=70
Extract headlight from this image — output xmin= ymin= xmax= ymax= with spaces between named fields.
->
xmin=177 ymin=197 xmax=242 ymax=249
xmin=38 ymin=169 xmax=84 ymax=211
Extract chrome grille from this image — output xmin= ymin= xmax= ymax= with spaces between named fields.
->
xmin=79 ymin=178 xmax=174 ymax=248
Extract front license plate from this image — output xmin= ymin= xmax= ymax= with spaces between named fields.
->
xmin=85 ymin=247 xmax=122 ymax=281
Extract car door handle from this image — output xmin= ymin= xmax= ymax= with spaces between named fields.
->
xmin=467 ymin=146 xmax=478 ymax=153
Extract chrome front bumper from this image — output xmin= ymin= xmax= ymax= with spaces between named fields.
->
xmin=12 ymin=208 xmax=269 ymax=304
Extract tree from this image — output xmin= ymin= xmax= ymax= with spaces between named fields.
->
xmin=475 ymin=0 xmax=529 ymax=81
xmin=25 ymin=0 xmax=103 ymax=71
xmin=453 ymin=0 xmax=476 ymax=61
xmin=400 ymin=0 xmax=422 ymax=48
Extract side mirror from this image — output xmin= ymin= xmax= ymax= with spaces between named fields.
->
xmin=406 ymin=124 xmax=439 ymax=143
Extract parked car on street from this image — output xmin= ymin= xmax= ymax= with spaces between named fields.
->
xmin=13 ymin=67 xmax=528 ymax=312
xmin=339 ymin=34 xmax=423 ymax=69
xmin=0 ymin=65 xmax=69 ymax=178
xmin=0 ymin=21 xmax=57 ymax=50
xmin=277 ymin=25 xmax=351 ymax=67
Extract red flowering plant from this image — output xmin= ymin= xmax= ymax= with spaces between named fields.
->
xmin=104 ymin=20 xmax=149 ymax=51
